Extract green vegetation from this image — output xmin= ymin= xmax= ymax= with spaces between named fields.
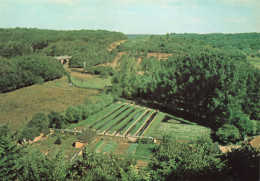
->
xmin=112 ymin=35 xmax=260 ymax=141
xmin=134 ymin=144 xmax=157 ymax=160
xmin=149 ymin=135 xmax=225 ymax=180
xmin=0 ymin=28 xmax=126 ymax=92
xmin=125 ymin=143 xmax=138 ymax=155
xmin=143 ymin=112 xmax=165 ymax=136
xmin=150 ymin=122 xmax=211 ymax=140
xmin=19 ymin=113 xmax=50 ymax=141
xmin=70 ymin=76 xmax=112 ymax=89
xmin=216 ymin=124 xmax=241 ymax=144
xmin=108 ymin=107 xmax=142 ymax=134
xmin=0 ymin=54 xmax=64 ymax=92
xmin=101 ymin=141 xmax=118 ymax=153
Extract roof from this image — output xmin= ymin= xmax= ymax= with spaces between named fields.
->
xmin=249 ymin=136 xmax=260 ymax=149
xmin=54 ymin=55 xmax=72 ymax=60
xmin=77 ymin=129 xmax=96 ymax=143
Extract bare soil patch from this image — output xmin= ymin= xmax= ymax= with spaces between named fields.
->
xmin=107 ymin=40 xmax=127 ymax=52
xmin=147 ymin=52 xmax=173 ymax=60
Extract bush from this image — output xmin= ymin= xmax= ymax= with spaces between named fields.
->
xmin=48 ymin=111 xmax=66 ymax=129
xmin=231 ymin=112 xmax=256 ymax=136
xmin=66 ymin=106 xmax=82 ymax=123
xmin=54 ymin=136 xmax=62 ymax=145
xmin=20 ymin=113 xmax=50 ymax=141
xmin=216 ymin=124 xmax=240 ymax=144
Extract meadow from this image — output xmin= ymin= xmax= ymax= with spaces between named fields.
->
xmin=0 ymin=76 xmax=98 ymax=131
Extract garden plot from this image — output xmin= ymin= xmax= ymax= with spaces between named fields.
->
xmin=97 ymin=105 xmax=137 ymax=134
xmin=90 ymin=103 xmax=130 ymax=130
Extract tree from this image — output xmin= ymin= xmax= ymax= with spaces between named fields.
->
xmin=149 ymin=135 xmax=224 ymax=180
xmin=216 ymin=124 xmax=240 ymax=144
xmin=66 ymin=106 xmax=82 ymax=123
xmin=48 ymin=111 xmax=66 ymax=129
xmin=68 ymin=147 xmax=140 ymax=180
xmin=0 ymin=125 xmax=23 ymax=181
xmin=20 ymin=113 xmax=50 ymax=141
xmin=22 ymin=149 xmax=67 ymax=181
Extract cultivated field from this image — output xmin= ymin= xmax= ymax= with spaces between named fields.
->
xmin=0 ymin=76 xmax=98 ymax=131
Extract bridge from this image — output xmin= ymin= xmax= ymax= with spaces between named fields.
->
xmin=54 ymin=55 xmax=72 ymax=66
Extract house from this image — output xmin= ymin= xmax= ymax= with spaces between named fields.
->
xmin=75 ymin=129 xmax=96 ymax=148
xmin=249 ymin=135 xmax=260 ymax=149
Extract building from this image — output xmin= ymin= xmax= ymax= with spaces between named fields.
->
xmin=249 ymin=135 xmax=260 ymax=149
xmin=75 ymin=129 xmax=96 ymax=148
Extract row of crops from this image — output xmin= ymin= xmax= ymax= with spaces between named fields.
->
xmin=88 ymin=102 xmax=165 ymax=138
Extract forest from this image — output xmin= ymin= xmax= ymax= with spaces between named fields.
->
xmin=0 ymin=29 xmax=259 ymax=181
xmin=0 ymin=28 xmax=126 ymax=92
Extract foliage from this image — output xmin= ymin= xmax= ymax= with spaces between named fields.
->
xmin=20 ymin=113 xmax=50 ymax=141
xmin=216 ymin=124 xmax=240 ymax=144
xmin=148 ymin=135 xmax=225 ymax=180
xmin=88 ymin=66 xmax=114 ymax=77
xmin=0 ymin=125 xmax=24 ymax=181
xmin=66 ymin=106 xmax=82 ymax=123
xmin=0 ymin=54 xmax=64 ymax=92
xmin=48 ymin=111 xmax=66 ymax=129
xmin=222 ymin=145 xmax=260 ymax=181
xmin=67 ymin=148 xmax=140 ymax=180
xmin=22 ymin=149 xmax=67 ymax=181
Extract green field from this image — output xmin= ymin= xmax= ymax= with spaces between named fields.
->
xmin=149 ymin=122 xmax=211 ymax=140
xmin=70 ymin=76 xmax=112 ymax=89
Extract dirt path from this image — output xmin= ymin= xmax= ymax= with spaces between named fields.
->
xmin=107 ymin=40 xmax=127 ymax=52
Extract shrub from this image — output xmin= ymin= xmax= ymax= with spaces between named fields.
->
xmin=20 ymin=113 xmax=50 ymax=141
xmin=216 ymin=124 xmax=240 ymax=144
xmin=48 ymin=111 xmax=66 ymax=129
xmin=66 ymin=106 xmax=82 ymax=123
xmin=54 ymin=136 xmax=62 ymax=145
xmin=231 ymin=112 xmax=255 ymax=136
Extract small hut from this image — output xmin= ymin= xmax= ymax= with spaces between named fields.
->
xmin=249 ymin=136 xmax=260 ymax=149
xmin=75 ymin=129 xmax=96 ymax=148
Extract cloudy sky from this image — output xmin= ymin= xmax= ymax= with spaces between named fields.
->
xmin=0 ymin=0 xmax=259 ymax=34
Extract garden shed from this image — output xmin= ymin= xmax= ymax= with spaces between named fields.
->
xmin=249 ymin=136 xmax=260 ymax=149
xmin=75 ymin=129 xmax=96 ymax=148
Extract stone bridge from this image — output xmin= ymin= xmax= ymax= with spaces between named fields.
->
xmin=55 ymin=55 xmax=72 ymax=66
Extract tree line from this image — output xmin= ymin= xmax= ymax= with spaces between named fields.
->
xmin=1 ymin=124 xmax=259 ymax=181
xmin=0 ymin=28 xmax=126 ymax=92
xmin=111 ymin=43 xmax=260 ymax=144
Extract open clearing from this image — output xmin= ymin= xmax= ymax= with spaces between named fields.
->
xmin=0 ymin=76 xmax=98 ymax=131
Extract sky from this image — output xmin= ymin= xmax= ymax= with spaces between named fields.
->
xmin=0 ymin=0 xmax=259 ymax=34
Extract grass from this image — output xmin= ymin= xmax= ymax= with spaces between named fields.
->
xmin=30 ymin=132 xmax=80 ymax=160
xmin=134 ymin=144 xmax=157 ymax=160
xmin=150 ymin=122 xmax=211 ymax=140
xmin=108 ymin=107 xmax=142 ymax=134
xmin=92 ymin=104 xmax=130 ymax=130
xmin=70 ymin=75 xmax=112 ymax=89
xmin=0 ymin=76 xmax=98 ymax=132
xmin=101 ymin=141 xmax=118 ymax=153
xmin=125 ymin=143 xmax=138 ymax=155
xmin=130 ymin=110 xmax=154 ymax=135
xmin=67 ymin=102 xmax=124 ymax=130
xmin=247 ymin=56 xmax=260 ymax=69
xmin=97 ymin=105 xmax=136 ymax=133
xmin=94 ymin=140 xmax=104 ymax=150
xmin=143 ymin=112 xmax=165 ymax=137
xmin=119 ymin=109 xmax=147 ymax=136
